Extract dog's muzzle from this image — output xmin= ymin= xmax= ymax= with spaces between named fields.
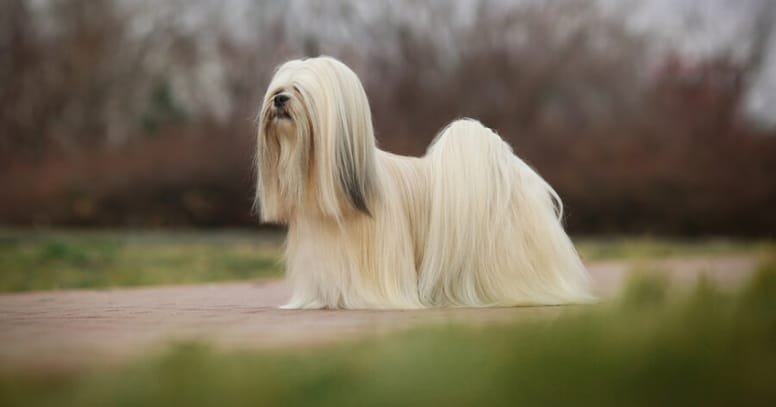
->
xmin=271 ymin=94 xmax=292 ymax=120
xmin=274 ymin=94 xmax=289 ymax=107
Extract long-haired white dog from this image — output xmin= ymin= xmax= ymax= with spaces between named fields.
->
xmin=255 ymin=56 xmax=593 ymax=309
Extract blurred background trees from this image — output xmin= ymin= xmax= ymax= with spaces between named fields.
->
xmin=0 ymin=0 xmax=774 ymax=236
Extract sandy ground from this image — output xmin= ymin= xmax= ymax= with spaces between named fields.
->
xmin=0 ymin=256 xmax=758 ymax=370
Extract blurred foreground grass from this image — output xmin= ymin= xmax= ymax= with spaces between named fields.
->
xmin=0 ymin=229 xmax=773 ymax=292
xmin=2 ymin=256 xmax=775 ymax=406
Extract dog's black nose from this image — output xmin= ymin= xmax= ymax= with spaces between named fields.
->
xmin=273 ymin=94 xmax=289 ymax=108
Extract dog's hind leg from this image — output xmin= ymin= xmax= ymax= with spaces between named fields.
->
xmin=418 ymin=119 xmax=595 ymax=307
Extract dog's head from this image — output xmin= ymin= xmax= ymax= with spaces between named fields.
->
xmin=255 ymin=56 xmax=377 ymax=223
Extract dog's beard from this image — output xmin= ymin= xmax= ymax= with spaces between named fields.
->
xmin=257 ymin=101 xmax=312 ymax=222
xmin=267 ymin=111 xmax=296 ymax=138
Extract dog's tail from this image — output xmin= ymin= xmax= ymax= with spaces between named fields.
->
xmin=418 ymin=119 xmax=595 ymax=306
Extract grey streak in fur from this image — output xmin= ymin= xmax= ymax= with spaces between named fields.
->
xmin=337 ymin=133 xmax=371 ymax=216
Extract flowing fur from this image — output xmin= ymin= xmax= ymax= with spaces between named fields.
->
xmin=256 ymin=56 xmax=594 ymax=309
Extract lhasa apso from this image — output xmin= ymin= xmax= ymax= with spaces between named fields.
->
xmin=256 ymin=56 xmax=593 ymax=309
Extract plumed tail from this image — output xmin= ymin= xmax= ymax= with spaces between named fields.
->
xmin=419 ymin=119 xmax=595 ymax=306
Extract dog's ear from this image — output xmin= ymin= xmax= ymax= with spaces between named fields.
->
xmin=309 ymin=57 xmax=378 ymax=220
xmin=335 ymin=119 xmax=372 ymax=216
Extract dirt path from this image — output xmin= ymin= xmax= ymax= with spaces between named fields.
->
xmin=0 ymin=256 xmax=759 ymax=370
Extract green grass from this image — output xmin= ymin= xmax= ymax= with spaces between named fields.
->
xmin=2 ymin=257 xmax=775 ymax=406
xmin=0 ymin=229 xmax=284 ymax=292
xmin=0 ymin=229 xmax=773 ymax=293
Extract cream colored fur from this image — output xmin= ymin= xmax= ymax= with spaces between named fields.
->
xmin=256 ymin=56 xmax=594 ymax=309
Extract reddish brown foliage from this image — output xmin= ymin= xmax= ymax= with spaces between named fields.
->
xmin=1 ymin=1 xmax=774 ymax=236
